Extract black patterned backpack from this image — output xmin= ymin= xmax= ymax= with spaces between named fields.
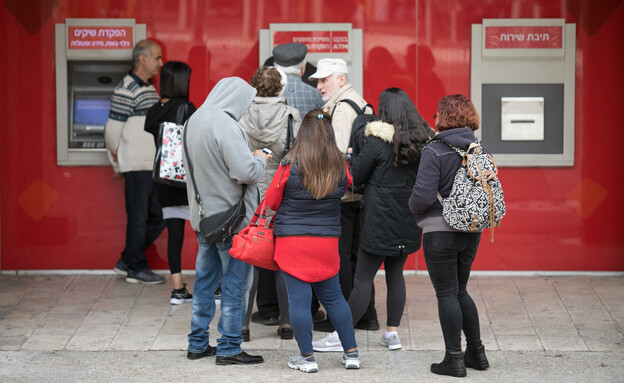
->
xmin=435 ymin=140 xmax=506 ymax=243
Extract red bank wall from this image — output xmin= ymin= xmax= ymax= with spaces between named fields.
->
xmin=1 ymin=0 xmax=623 ymax=271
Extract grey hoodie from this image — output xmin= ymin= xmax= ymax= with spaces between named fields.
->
xmin=183 ymin=77 xmax=266 ymax=233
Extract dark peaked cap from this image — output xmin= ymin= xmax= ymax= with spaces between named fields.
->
xmin=272 ymin=43 xmax=308 ymax=66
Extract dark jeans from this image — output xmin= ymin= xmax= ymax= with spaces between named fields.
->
xmin=337 ymin=201 xmax=377 ymax=322
xmin=349 ymin=249 xmax=408 ymax=327
xmin=423 ymin=231 xmax=483 ymax=353
xmin=122 ymin=171 xmax=165 ymax=272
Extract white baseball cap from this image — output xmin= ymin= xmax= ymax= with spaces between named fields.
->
xmin=308 ymin=58 xmax=348 ymax=80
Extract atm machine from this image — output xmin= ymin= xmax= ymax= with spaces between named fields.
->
xmin=259 ymin=23 xmax=363 ymax=95
xmin=55 ymin=18 xmax=146 ymax=166
xmin=471 ymin=19 xmax=576 ymax=166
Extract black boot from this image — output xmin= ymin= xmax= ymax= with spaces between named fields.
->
xmin=431 ymin=352 xmax=467 ymax=377
xmin=464 ymin=345 xmax=489 ymax=370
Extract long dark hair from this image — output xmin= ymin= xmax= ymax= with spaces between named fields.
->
xmin=284 ymin=109 xmax=346 ymax=199
xmin=159 ymin=61 xmax=191 ymax=100
xmin=378 ymin=88 xmax=433 ymax=167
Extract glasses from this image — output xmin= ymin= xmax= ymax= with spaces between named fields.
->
xmin=433 ymin=113 xmax=438 ymax=120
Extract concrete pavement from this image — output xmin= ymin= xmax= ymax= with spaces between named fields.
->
xmin=0 ymin=273 xmax=622 ymax=382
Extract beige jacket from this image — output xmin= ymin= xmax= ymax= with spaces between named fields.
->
xmin=321 ymin=83 xmax=371 ymax=202
xmin=321 ymin=83 xmax=370 ymax=154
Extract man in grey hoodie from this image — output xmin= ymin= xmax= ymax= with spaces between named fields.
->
xmin=184 ymin=77 xmax=270 ymax=365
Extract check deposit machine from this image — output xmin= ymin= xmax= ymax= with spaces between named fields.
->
xmin=55 ymin=18 xmax=146 ymax=166
xmin=259 ymin=23 xmax=363 ymax=95
xmin=471 ymin=19 xmax=576 ymax=166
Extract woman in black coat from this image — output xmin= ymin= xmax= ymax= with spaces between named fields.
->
xmin=314 ymin=88 xmax=433 ymax=351
xmin=144 ymin=61 xmax=196 ymax=304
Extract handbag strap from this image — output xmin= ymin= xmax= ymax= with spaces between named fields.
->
xmin=182 ymin=120 xmax=247 ymax=219
xmin=251 ymin=199 xmax=273 ymax=228
xmin=174 ymin=102 xmax=189 ymax=125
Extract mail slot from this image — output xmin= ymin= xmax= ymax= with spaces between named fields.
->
xmin=501 ymin=97 xmax=544 ymax=141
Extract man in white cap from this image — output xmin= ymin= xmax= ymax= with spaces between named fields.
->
xmin=309 ymin=58 xmax=379 ymax=340
xmin=309 ymin=58 xmax=372 ymax=154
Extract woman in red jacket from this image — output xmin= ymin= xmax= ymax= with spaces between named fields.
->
xmin=265 ymin=109 xmax=359 ymax=373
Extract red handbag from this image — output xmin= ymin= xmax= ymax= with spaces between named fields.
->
xmin=229 ymin=199 xmax=279 ymax=270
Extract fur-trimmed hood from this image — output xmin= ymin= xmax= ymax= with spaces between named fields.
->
xmin=365 ymin=121 xmax=394 ymax=143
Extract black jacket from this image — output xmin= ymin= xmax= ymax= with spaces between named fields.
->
xmin=144 ymin=98 xmax=196 ymax=208
xmin=351 ymin=121 xmax=422 ymax=256
xmin=408 ymin=127 xmax=487 ymax=232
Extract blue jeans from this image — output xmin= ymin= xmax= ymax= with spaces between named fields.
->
xmin=188 ymin=233 xmax=253 ymax=356
xmin=122 ymin=171 xmax=165 ymax=272
xmin=423 ymin=231 xmax=483 ymax=353
xmin=283 ymin=272 xmax=357 ymax=355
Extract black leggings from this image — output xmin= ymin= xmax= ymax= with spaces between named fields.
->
xmin=165 ymin=218 xmax=185 ymax=274
xmin=348 ymin=249 xmax=408 ymax=327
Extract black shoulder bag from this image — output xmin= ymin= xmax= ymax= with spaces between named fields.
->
xmin=182 ymin=121 xmax=247 ymax=244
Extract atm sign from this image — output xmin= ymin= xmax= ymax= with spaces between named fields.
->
xmin=273 ymin=31 xmax=349 ymax=53
xmin=68 ymin=26 xmax=133 ymax=49
xmin=485 ymin=26 xmax=563 ymax=49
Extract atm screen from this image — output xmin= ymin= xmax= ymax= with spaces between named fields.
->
xmin=73 ymin=98 xmax=110 ymax=126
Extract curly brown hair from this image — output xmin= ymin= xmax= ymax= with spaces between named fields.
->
xmin=435 ymin=94 xmax=480 ymax=132
xmin=250 ymin=66 xmax=283 ymax=97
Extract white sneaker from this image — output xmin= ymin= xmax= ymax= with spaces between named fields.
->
xmin=381 ymin=331 xmax=402 ymax=350
xmin=342 ymin=353 xmax=361 ymax=369
xmin=312 ymin=331 xmax=343 ymax=352
xmin=288 ymin=355 xmax=319 ymax=373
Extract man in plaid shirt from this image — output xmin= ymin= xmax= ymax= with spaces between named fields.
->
xmin=273 ymin=43 xmax=324 ymax=118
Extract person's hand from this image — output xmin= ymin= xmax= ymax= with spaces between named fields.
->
xmin=345 ymin=147 xmax=353 ymax=162
xmin=110 ymin=149 xmax=118 ymax=163
xmin=253 ymin=149 xmax=272 ymax=160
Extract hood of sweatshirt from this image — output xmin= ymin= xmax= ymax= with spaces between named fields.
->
xmin=199 ymin=77 xmax=256 ymax=121
xmin=431 ymin=127 xmax=477 ymax=150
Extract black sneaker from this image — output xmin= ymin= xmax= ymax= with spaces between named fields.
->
xmin=170 ymin=284 xmax=193 ymax=305
xmin=126 ymin=269 xmax=165 ymax=285
xmin=277 ymin=326 xmax=294 ymax=340
xmin=251 ymin=311 xmax=279 ymax=326
xmin=113 ymin=258 xmax=128 ymax=276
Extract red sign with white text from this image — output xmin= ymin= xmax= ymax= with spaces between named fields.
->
xmin=485 ymin=26 xmax=563 ymax=49
xmin=273 ymin=31 xmax=349 ymax=53
xmin=68 ymin=26 xmax=133 ymax=49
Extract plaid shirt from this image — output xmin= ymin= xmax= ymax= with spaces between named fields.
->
xmin=283 ymin=74 xmax=324 ymax=117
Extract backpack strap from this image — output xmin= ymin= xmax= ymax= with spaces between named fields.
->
xmin=281 ymin=114 xmax=294 ymax=157
xmin=331 ymin=99 xmax=374 ymax=117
